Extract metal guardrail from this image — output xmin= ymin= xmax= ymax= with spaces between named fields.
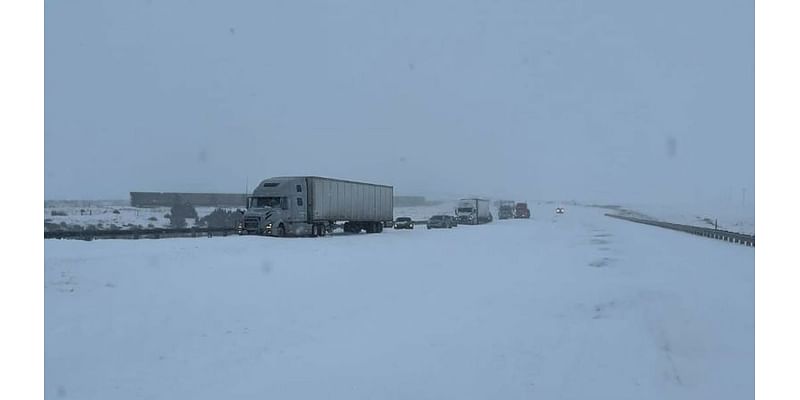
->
xmin=605 ymin=213 xmax=755 ymax=247
xmin=44 ymin=227 xmax=239 ymax=241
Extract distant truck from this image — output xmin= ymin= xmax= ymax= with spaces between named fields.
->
xmin=456 ymin=198 xmax=492 ymax=225
xmin=498 ymin=203 xmax=514 ymax=219
xmin=240 ymin=176 xmax=393 ymax=237
xmin=514 ymin=202 xmax=531 ymax=219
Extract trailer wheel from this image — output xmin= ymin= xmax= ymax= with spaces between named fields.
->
xmin=377 ymin=222 xmax=383 ymax=233
xmin=319 ymin=225 xmax=327 ymax=237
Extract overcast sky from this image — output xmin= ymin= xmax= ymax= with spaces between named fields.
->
xmin=45 ymin=0 xmax=753 ymax=211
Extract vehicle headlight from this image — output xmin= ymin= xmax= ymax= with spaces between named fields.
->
xmin=265 ymin=223 xmax=272 ymax=228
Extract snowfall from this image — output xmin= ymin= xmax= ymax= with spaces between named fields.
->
xmin=44 ymin=204 xmax=753 ymax=399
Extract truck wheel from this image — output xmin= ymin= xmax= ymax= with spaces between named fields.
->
xmin=277 ymin=224 xmax=286 ymax=237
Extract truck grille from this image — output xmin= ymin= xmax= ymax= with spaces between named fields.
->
xmin=243 ymin=217 xmax=260 ymax=230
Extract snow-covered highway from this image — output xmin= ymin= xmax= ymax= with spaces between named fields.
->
xmin=45 ymin=204 xmax=753 ymax=399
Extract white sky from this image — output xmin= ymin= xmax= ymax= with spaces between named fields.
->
xmin=45 ymin=0 xmax=753 ymax=211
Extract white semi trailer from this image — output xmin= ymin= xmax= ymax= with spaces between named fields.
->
xmin=240 ymin=176 xmax=393 ymax=237
xmin=456 ymin=198 xmax=492 ymax=225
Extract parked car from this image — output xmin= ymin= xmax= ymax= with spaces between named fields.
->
xmin=427 ymin=215 xmax=452 ymax=229
xmin=394 ymin=217 xmax=414 ymax=229
xmin=555 ymin=207 xmax=565 ymax=214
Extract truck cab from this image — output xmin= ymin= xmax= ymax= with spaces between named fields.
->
xmin=499 ymin=205 xmax=514 ymax=219
xmin=514 ymin=202 xmax=531 ymax=219
xmin=456 ymin=198 xmax=491 ymax=224
xmin=242 ymin=177 xmax=309 ymax=236
xmin=456 ymin=200 xmax=478 ymax=224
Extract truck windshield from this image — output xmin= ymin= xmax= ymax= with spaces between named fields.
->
xmin=249 ymin=197 xmax=282 ymax=208
xmin=457 ymin=207 xmax=473 ymax=213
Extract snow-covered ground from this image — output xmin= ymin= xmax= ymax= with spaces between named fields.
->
xmin=44 ymin=205 xmax=234 ymax=230
xmin=45 ymin=204 xmax=753 ymax=399
xmin=599 ymin=203 xmax=755 ymax=235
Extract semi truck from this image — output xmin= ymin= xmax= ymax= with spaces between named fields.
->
xmin=498 ymin=200 xmax=515 ymax=219
xmin=514 ymin=202 xmax=531 ymax=219
xmin=240 ymin=176 xmax=393 ymax=237
xmin=456 ymin=198 xmax=492 ymax=225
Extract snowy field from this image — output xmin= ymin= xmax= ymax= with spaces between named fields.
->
xmin=44 ymin=205 xmax=227 ymax=230
xmin=600 ymin=203 xmax=755 ymax=235
xmin=45 ymin=204 xmax=753 ymax=399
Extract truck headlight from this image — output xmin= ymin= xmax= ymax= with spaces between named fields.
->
xmin=265 ymin=223 xmax=272 ymax=229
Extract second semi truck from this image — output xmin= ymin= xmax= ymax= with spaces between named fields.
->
xmin=456 ymin=198 xmax=492 ymax=225
xmin=498 ymin=200 xmax=515 ymax=219
xmin=240 ymin=176 xmax=393 ymax=237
